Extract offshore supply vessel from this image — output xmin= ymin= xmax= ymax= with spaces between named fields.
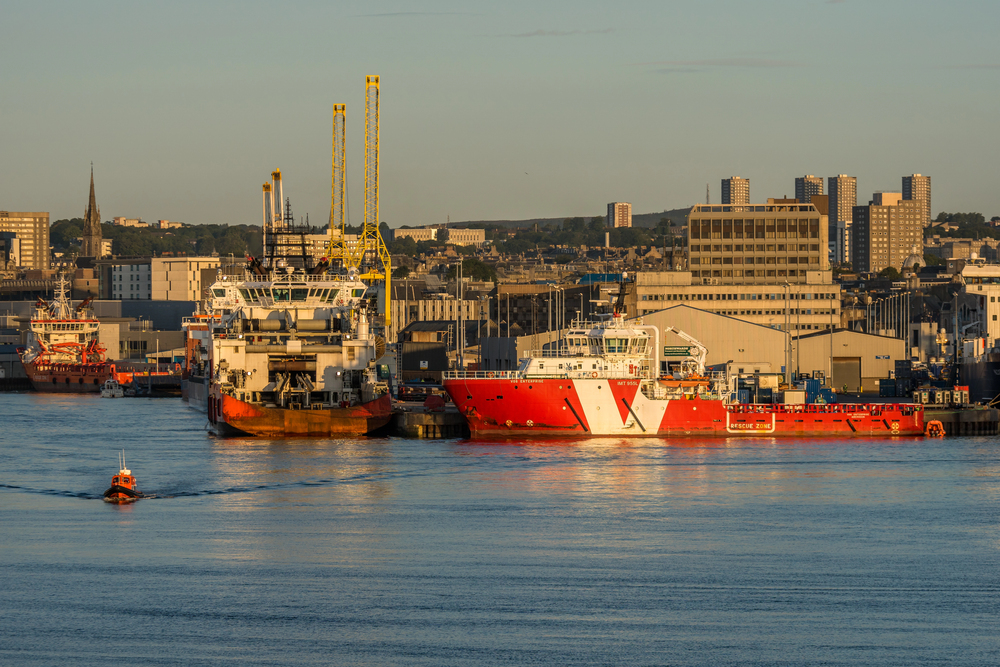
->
xmin=205 ymin=262 xmax=391 ymax=437
xmin=203 ymin=167 xmax=391 ymax=437
xmin=443 ymin=313 xmax=924 ymax=438
xmin=18 ymin=275 xmax=112 ymax=393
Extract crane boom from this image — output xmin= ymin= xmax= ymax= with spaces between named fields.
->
xmin=662 ymin=326 xmax=708 ymax=377
xmin=327 ymin=104 xmax=347 ymax=263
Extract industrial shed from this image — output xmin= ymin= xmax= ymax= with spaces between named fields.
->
xmin=796 ymin=329 xmax=905 ymax=394
xmin=514 ymin=305 xmax=905 ymax=395
xmin=629 ymin=305 xmax=786 ymax=373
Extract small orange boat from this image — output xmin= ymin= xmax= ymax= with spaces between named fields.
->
xmin=103 ymin=451 xmax=142 ymax=503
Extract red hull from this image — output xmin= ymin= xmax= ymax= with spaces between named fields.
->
xmin=444 ymin=377 xmax=925 ymax=438
xmin=19 ymin=358 xmax=112 ymax=394
xmin=208 ymin=392 xmax=394 ymax=437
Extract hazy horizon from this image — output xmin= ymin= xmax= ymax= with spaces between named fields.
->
xmin=4 ymin=1 xmax=999 ymax=227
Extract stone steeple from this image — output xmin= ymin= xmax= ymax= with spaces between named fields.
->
xmin=81 ymin=166 xmax=102 ymax=258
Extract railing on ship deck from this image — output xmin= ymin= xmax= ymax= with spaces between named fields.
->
xmin=727 ymin=402 xmax=922 ymax=415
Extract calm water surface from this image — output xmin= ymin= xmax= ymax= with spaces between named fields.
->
xmin=2 ymin=393 xmax=999 ymax=665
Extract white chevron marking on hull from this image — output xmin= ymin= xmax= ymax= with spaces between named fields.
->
xmin=573 ymin=379 xmax=671 ymax=435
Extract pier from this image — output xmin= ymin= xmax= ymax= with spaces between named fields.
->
xmin=392 ymin=407 xmax=469 ymax=439
xmin=924 ymin=407 xmax=1000 ymax=436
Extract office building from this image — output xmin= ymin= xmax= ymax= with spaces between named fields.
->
xmin=686 ymin=200 xmax=829 ymax=286
xmin=851 ymin=192 xmax=923 ymax=274
xmin=794 ymin=175 xmax=823 ymax=203
xmin=902 ymin=174 xmax=931 ymax=227
xmin=721 ymin=177 xmax=750 ymax=205
xmin=109 ymin=260 xmax=153 ymax=300
xmin=607 ymin=202 xmax=632 ymax=228
xmin=631 ymin=272 xmax=841 ymax=334
xmin=0 ymin=211 xmax=49 ymax=270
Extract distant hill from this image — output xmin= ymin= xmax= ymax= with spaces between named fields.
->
xmin=429 ymin=207 xmax=692 ymax=231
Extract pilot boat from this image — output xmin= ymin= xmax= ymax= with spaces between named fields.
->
xmin=103 ymin=451 xmax=142 ymax=503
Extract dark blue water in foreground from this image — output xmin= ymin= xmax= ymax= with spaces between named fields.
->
xmin=2 ymin=393 xmax=999 ymax=665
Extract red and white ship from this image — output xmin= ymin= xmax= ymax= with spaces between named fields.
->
xmin=18 ymin=275 xmax=112 ymax=393
xmin=443 ymin=314 xmax=924 ymax=438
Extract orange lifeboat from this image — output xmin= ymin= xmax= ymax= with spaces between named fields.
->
xmin=103 ymin=451 xmax=142 ymax=503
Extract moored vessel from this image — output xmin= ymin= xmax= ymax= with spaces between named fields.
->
xmin=205 ymin=264 xmax=392 ymax=437
xmin=100 ymin=378 xmax=124 ymax=398
xmin=444 ymin=313 xmax=924 ymax=438
xmin=17 ymin=275 xmax=112 ymax=393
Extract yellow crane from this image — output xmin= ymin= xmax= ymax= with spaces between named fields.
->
xmin=327 ymin=104 xmax=347 ymax=263
xmin=325 ymin=76 xmax=391 ymax=326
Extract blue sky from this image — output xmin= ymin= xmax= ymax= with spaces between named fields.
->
xmin=3 ymin=0 xmax=999 ymax=227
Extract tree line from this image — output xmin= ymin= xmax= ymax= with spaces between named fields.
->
xmin=51 ymin=219 xmax=264 ymax=258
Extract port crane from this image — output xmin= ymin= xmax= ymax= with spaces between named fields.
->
xmin=326 ymin=76 xmax=392 ymax=326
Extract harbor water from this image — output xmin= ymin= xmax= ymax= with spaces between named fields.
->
xmin=2 ymin=393 xmax=999 ymax=665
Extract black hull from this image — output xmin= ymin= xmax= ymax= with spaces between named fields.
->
xmin=103 ymin=485 xmax=142 ymax=500
xmin=959 ymin=357 xmax=1000 ymax=403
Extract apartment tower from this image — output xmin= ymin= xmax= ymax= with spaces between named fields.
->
xmin=794 ymin=175 xmax=823 ymax=204
xmin=851 ymin=192 xmax=923 ymax=274
xmin=827 ymin=175 xmax=857 ymax=264
xmin=607 ymin=202 xmax=632 ymax=228
xmin=0 ymin=211 xmax=50 ymax=269
xmin=721 ymin=177 xmax=750 ymax=205
xmin=902 ymin=174 xmax=931 ymax=227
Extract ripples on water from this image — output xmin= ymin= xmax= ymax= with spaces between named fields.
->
xmin=2 ymin=393 xmax=999 ymax=665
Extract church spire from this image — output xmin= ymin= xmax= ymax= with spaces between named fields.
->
xmin=81 ymin=165 xmax=102 ymax=258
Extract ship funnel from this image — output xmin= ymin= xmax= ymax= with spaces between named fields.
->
xmin=357 ymin=311 xmax=369 ymax=339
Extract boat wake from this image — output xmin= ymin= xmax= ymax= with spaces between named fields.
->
xmin=0 ymin=469 xmax=408 ymax=501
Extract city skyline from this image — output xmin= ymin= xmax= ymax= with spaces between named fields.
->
xmin=3 ymin=0 xmax=999 ymax=227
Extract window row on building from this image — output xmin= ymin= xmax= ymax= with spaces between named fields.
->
xmin=690 ymin=244 xmax=822 ymax=253
xmin=690 ymin=219 xmax=821 ymax=240
xmin=642 ymin=292 xmax=836 ymax=302
xmin=691 ymin=256 xmax=821 ymax=265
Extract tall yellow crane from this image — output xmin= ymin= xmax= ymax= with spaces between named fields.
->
xmin=326 ymin=76 xmax=392 ymax=326
xmin=327 ymin=104 xmax=347 ymax=262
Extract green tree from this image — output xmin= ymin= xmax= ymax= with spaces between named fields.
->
xmin=392 ymin=265 xmax=411 ymax=279
xmin=922 ymin=253 xmax=944 ymax=267
xmin=446 ymin=257 xmax=497 ymax=282
xmin=878 ymin=267 xmax=902 ymax=280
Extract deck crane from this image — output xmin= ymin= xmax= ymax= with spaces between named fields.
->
xmin=662 ymin=326 xmax=708 ymax=377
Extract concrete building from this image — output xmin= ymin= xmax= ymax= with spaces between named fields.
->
xmin=721 ymin=177 xmax=750 ymax=205
xmin=394 ymin=228 xmax=438 ymax=242
xmin=794 ymin=175 xmax=823 ymax=203
xmin=442 ymin=228 xmax=486 ymax=246
xmin=156 ymin=220 xmax=183 ymax=229
xmin=607 ymin=202 xmax=632 ymax=228
xmin=151 ymin=257 xmax=219 ymax=301
xmin=110 ymin=260 xmax=153 ymax=300
xmin=112 ymin=217 xmax=145 ymax=227
xmin=686 ymin=202 xmax=830 ymax=285
xmin=827 ymin=175 xmax=856 ymax=264
xmin=631 ymin=271 xmax=841 ymax=334
xmin=851 ymin=193 xmax=923 ymax=274
xmin=902 ymin=174 xmax=931 ymax=228
xmin=0 ymin=211 xmax=49 ymax=270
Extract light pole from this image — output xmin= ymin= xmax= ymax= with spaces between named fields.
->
xmin=783 ymin=282 xmax=791 ymax=382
